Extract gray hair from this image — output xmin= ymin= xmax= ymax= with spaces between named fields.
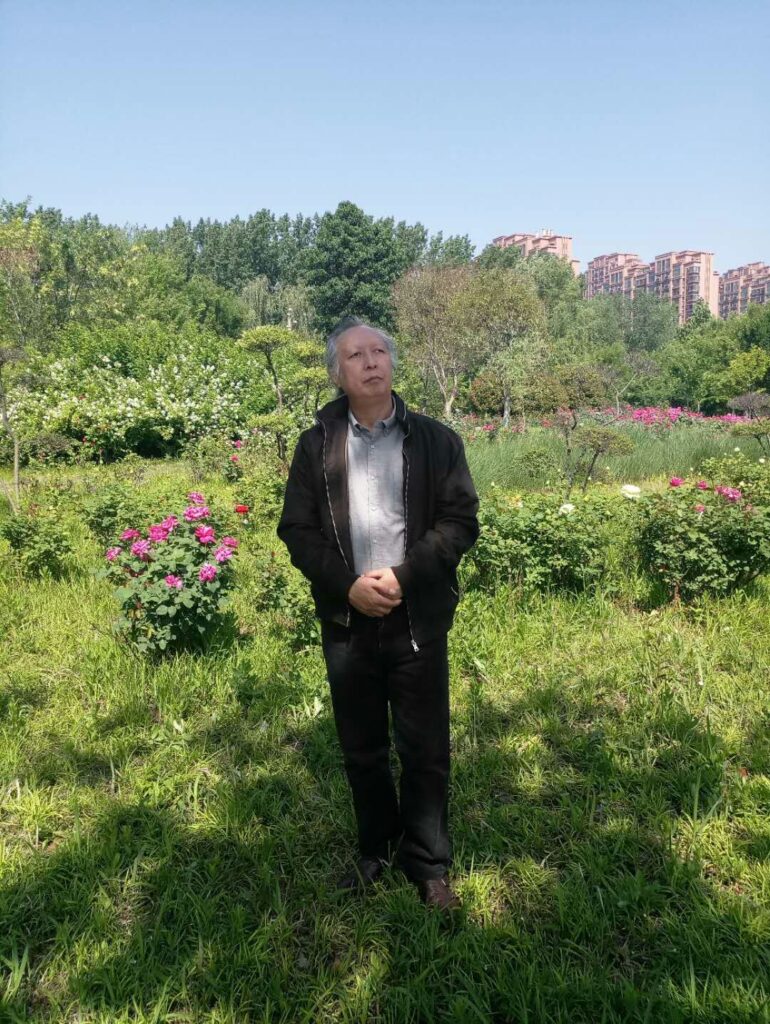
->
xmin=325 ymin=315 xmax=398 ymax=381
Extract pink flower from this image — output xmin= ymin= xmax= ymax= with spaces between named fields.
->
xmin=232 ymin=439 xmax=243 ymax=449
xmin=696 ymin=480 xmax=709 ymax=490
xmin=187 ymin=491 xmax=206 ymax=504
xmin=184 ymin=505 xmax=211 ymax=521
xmin=164 ymin=574 xmax=184 ymax=589
xmin=695 ymin=504 xmax=706 ymax=514
xmin=669 ymin=477 xmax=684 ymax=487
xmin=161 ymin=515 xmax=179 ymax=531
xmin=130 ymin=539 xmax=152 ymax=561
xmin=221 ymin=536 xmax=239 ymax=548
xmin=230 ymin=454 xmax=240 ymax=463
xmin=214 ymin=545 xmax=234 ymax=563
xmin=198 ymin=563 xmax=218 ymax=582
xmin=105 ymin=546 xmax=122 ymax=561
xmin=715 ymin=485 xmax=742 ymax=502
xmin=120 ymin=528 xmax=141 ymax=541
xmin=195 ymin=525 xmax=216 ymax=545
xmin=483 ymin=423 xmax=494 ymax=432
xmin=148 ymin=524 xmax=170 ymax=542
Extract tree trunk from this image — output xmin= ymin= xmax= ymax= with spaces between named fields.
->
xmin=502 ymin=392 xmax=511 ymax=428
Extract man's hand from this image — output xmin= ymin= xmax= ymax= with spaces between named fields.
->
xmin=348 ymin=573 xmax=402 ymax=617
xmin=363 ymin=567 xmax=402 ymax=601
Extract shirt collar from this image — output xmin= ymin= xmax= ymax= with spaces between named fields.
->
xmin=348 ymin=396 xmax=397 ymax=434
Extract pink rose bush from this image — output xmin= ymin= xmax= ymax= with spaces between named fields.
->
xmin=636 ymin=468 xmax=770 ymax=602
xmin=98 ymin=491 xmax=241 ymax=655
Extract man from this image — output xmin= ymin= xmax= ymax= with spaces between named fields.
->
xmin=277 ymin=315 xmax=479 ymax=912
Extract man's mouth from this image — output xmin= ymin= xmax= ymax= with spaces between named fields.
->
xmin=364 ymin=376 xmax=382 ymax=383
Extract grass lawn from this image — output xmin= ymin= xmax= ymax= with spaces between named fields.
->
xmin=1 ymin=458 xmax=769 ymax=1022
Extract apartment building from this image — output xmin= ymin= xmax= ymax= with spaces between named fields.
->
xmin=492 ymin=229 xmax=581 ymax=275
xmin=585 ymin=252 xmax=647 ymax=299
xmin=719 ymin=262 xmax=770 ymax=318
xmin=586 ymin=250 xmax=719 ymax=323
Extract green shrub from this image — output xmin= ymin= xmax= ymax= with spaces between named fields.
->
xmin=79 ymin=483 xmax=148 ymax=544
xmin=252 ymin=548 xmax=318 ymax=647
xmin=635 ymin=476 xmax=770 ymax=602
xmin=0 ymin=508 xmax=73 ymax=579
xmin=700 ymin=451 xmax=770 ymax=506
xmin=467 ymin=488 xmax=617 ymax=595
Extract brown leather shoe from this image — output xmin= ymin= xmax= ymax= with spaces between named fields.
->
xmin=335 ymin=856 xmax=385 ymax=893
xmin=416 ymin=875 xmax=462 ymax=911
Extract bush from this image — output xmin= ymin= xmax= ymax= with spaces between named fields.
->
xmin=184 ymin=433 xmax=244 ymax=485
xmin=97 ymin=490 xmax=241 ymax=656
xmin=635 ymin=475 xmax=770 ymax=602
xmin=467 ymin=488 xmax=617 ymax=595
xmin=0 ymin=507 xmax=73 ymax=579
xmin=79 ymin=483 xmax=149 ymax=544
xmin=251 ymin=547 xmax=318 ymax=647
xmin=700 ymin=451 xmax=770 ymax=506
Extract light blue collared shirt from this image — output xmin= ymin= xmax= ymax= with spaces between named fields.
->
xmin=346 ymin=397 xmax=406 ymax=575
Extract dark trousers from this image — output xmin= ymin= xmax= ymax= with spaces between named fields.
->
xmin=320 ymin=602 xmax=451 ymax=881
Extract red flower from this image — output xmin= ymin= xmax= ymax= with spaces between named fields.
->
xmin=235 ymin=504 xmax=249 ymax=514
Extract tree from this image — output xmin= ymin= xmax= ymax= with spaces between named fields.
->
xmin=392 ymin=265 xmax=475 ymax=417
xmin=240 ymin=275 xmax=316 ymax=333
xmin=0 ymin=213 xmax=47 ymax=349
xmin=452 ymin=268 xmax=546 ymax=426
xmin=302 ymin=202 xmax=409 ymax=334
xmin=705 ymin=348 xmax=770 ymax=404
xmin=420 ymin=232 xmax=475 ymax=267
xmin=735 ymin=302 xmax=770 ymax=353
xmin=677 ymin=298 xmax=713 ymax=339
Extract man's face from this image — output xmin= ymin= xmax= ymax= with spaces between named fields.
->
xmin=334 ymin=326 xmax=393 ymax=404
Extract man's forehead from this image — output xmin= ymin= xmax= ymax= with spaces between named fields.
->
xmin=338 ymin=327 xmax=385 ymax=350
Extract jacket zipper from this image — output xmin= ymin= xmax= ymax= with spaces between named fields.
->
xmin=319 ymin=418 xmax=351 ymax=627
xmin=401 ymin=421 xmax=420 ymax=653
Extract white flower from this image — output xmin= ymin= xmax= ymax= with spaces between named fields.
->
xmin=760 ymin=458 xmax=766 ymax=464
xmin=558 ymin=503 xmax=576 ymax=514
xmin=621 ymin=484 xmax=641 ymax=499
xmin=734 ymin=447 xmax=741 ymax=452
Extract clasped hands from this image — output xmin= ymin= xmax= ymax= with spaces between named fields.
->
xmin=347 ymin=567 xmax=402 ymax=617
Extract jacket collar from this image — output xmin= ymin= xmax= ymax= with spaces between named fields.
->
xmin=316 ymin=389 xmax=409 ymax=432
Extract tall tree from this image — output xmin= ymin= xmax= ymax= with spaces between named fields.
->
xmin=393 ymin=265 xmax=475 ymax=416
xmin=303 ymin=201 xmax=406 ymax=334
xmin=453 ymin=268 xmax=546 ymax=425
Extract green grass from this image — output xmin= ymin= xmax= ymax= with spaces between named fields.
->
xmin=1 ymin=459 xmax=769 ymax=1022
xmin=465 ymin=424 xmax=764 ymax=497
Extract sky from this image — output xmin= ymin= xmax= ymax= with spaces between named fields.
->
xmin=2 ymin=0 xmax=768 ymax=272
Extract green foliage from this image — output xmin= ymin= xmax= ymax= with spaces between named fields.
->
xmin=566 ymin=425 xmax=635 ymax=496
xmin=0 ymin=508 xmax=73 ymax=579
xmin=467 ymin=489 xmax=617 ymax=595
xmin=78 ymin=483 xmax=148 ymax=543
xmin=97 ymin=499 xmax=240 ymax=656
xmin=701 ymin=450 xmax=770 ymax=504
xmin=303 ymin=201 xmax=411 ymax=333
xmin=468 ymin=369 xmax=504 ymax=416
xmin=5 ymin=335 xmax=272 ymax=462
xmin=235 ymin=460 xmax=288 ymax=528
xmin=183 ymin=432 xmax=243 ymax=485
xmin=636 ymin=478 xmax=770 ymax=602
xmin=251 ymin=547 xmax=318 ymax=648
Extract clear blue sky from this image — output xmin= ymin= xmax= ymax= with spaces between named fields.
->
xmin=2 ymin=0 xmax=768 ymax=272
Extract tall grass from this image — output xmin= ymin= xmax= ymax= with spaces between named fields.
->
xmin=465 ymin=425 xmax=763 ymax=497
